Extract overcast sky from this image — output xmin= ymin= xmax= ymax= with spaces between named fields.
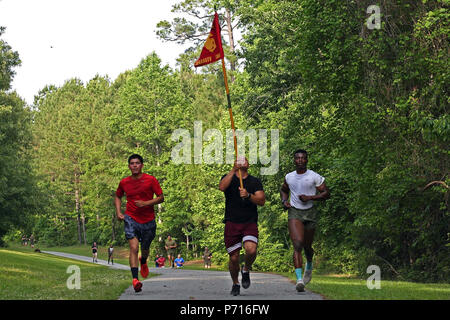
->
xmin=0 ymin=0 xmax=189 ymax=105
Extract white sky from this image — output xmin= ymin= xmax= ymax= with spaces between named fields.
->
xmin=0 ymin=0 xmax=189 ymax=105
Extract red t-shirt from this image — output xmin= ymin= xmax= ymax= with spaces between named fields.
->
xmin=115 ymin=173 xmax=163 ymax=224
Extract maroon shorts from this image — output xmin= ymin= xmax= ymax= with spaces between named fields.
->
xmin=224 ymin=221 xmax=258 ymax=255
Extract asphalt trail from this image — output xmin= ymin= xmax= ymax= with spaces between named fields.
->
xmin=43 ymin=251 xmax=323 ymax=300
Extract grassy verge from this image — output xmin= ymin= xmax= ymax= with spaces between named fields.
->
xmin=183 ymin=259 xmax=223 ymax=272
xmin=274 ymin=271 xmax=449 ymax=300
xmin=0 ymin=245 xmax=135 ymax=299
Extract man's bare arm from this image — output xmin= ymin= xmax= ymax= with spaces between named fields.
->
xmin=280 ymin=179 xmax=291 ymax=208
xmin=249 ymin=190 xmax=265 ymax=206
xmin=114 ymin=195 xmax=125 ymax=221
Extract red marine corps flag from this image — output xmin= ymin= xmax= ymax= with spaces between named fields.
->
xmin=194 ymin=11 xmax=243 ymax=189
xmin=194 ymin=12 xmax=224 ymax=67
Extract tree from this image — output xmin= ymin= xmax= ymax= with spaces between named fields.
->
xmin=0 ymin=28 xmax=38 ymax=245
xmin=33 ymin=77 xmax=118 ymax=245
xmin=0 ymin=27 xmax=20 ymax=91
xmin=156 ymin=0 xmax=241 ymax=76
xmin=233 ymin=0 xmax=449 ymax=281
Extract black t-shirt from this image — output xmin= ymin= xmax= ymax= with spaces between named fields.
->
xmin=221 ymin=174 xmax=264 ymax=223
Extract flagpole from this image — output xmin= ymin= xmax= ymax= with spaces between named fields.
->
xmin=221 ymin=57 xmax=243 ymax=189
xmin=194 ymin=11 xmax=243 ymax=190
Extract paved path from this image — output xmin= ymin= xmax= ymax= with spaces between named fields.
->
xmin=43 ymin=250 xmax=129 ymax=270
xmin=43 ymin=251 xmax=323 ymax=300
xmin=120 ymin=267 xmax=323 ymax=300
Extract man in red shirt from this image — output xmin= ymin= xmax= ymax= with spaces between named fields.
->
xmin=156 ymin=255 xmax=166 ymax=268
xmin=115 ymin=154 xmax=164 ymax=292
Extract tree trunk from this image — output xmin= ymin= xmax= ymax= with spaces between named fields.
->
xmin=75 ymin=188 xmax=82 ymax=245
xmin=111 ymin=210 xmax=116 ymax=243
xmin=186 ymin=234 xmax=189 ymax=252
xmin=81 ymin=204 xmax=87 ymax=245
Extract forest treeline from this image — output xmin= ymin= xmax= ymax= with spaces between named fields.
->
xmin=0 ymin=1 xmax=448 ymax=282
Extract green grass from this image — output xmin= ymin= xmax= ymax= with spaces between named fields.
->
xmin=280 ymin=272 xmax=450 ymax=300
xmin=182 ymin=260 xmax=224 ymax=272
xmin=0 ymin=246 xmax=135 ymax=299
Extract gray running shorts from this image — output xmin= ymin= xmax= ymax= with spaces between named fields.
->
xmin=124 ymin=214 xmax=156 ymax=250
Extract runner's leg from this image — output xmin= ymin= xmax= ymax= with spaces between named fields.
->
xmin=303 ymin=227 xmax=315 ymax=284
xmin=243 ymin=240 xmax=257 ymax=271
xmin=228 ymin=250 xmax=240 ymax=284
xmin=129 ymin=238 xmax=139 ymax=269
xmin=304 ymin=227 xmax=315 ymax=264
xmin=288 ymin=218 xmax=305 ymax=269
xmin=141 ymin=248 xmax=149 ymax=263
xmin=289 ymin=218 xmax=306 ymax=291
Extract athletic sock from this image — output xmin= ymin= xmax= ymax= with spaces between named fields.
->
xmin=305 ymin=261 xmax=313 ymax=271
xmin=295 ymin=268 xmax=303 ymax=280
xmin=131 ymin=267 xmax=139 ymax=279
xmin=140 ymin=256 xmax=147 ymax=265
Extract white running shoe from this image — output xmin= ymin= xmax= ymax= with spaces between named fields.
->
xmin=303 ymin=269 xmax=312 ymax=285
xmin=296 ymin=279 xmax=305 ymax=292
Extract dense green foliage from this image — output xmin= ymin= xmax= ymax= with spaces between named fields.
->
xmin=0 ymin=28 xmax=39 ymax=246
xmin=1 ymin=1 xmax=448 ymax=283
xmin=234 ymin=0 xmax=449 ymax=281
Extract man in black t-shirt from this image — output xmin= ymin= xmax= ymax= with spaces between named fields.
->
xmin=219 ymin=157 xmax=265 ymax=296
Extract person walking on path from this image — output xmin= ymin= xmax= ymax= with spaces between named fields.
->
xmin=280 ymin=149 xmax=330 ymax=292
xmin=29 ymin=234 xmax=35 ymax=248
xmin=219 ymin=156 xmax=265 ymax=296
xmin=108 ymin=244 xmax=114 ymax=265
xmin=115 ymin=154 xmax=164 ymax=292
xmin=165 ymin=235 xmax=177 ymax=268
xmin=92 ymin=242 xmax=98 ymax=263
xmin=203 ymin=247 xmax=212 ymax=269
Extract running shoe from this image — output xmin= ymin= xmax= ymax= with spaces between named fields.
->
xmin=303 ymin=269 xmax=312 ymax=285
xmin=230 ymin=284 xmax=240 ymax=296
xmin=133 ymin=278 xmax=142 ymax=293
xmin=139 ymin=256 xmax=149 ymax=278
xmin=296 ymin=278 xmax=305 ymax=292
xmin=241 ymin=267 xmax=251 ymax=289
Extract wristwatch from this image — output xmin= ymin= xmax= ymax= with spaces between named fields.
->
xmin=282 ymin=199 xmax=288 ymax=205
